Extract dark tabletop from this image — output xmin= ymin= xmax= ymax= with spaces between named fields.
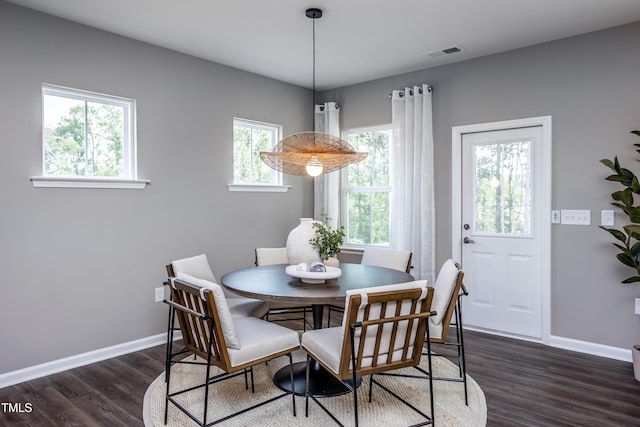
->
xmin=220 ymin=262 xmax=415 ymax=305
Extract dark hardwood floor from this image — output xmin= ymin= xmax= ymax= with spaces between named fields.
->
xmin=1 ymin=315 xmax=639 ymax=426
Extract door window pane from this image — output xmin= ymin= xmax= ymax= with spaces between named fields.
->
xmin=474 ymin=141 xmax=532 ymax=236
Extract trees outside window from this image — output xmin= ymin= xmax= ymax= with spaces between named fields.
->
xmin=342 ymin=126 xmax=392 ymax=246
xmin=233 ymin=118 xmax=282 ymax=185
xmin=42 ymin=85 xmax=135 ymax=179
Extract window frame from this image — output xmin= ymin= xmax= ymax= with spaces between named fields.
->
xmin=32 ymin=84 xmax=147 ymax=189
xmin=340 ymin=124 xmax=393 ymax=249
xmin=228 ymin=117 xmax=290 ymax=193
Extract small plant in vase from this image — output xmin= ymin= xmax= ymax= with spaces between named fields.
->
xmin=309 ymin=214 xmax=345 ymax=267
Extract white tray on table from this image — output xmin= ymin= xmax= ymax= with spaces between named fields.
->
xmin=285 ymin=265 xmax=342 ymax=284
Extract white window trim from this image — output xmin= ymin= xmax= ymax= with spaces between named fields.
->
xmin=227 ymin=183 xmax=291 ymax=193
xmin=39 ymin=84 xmax=145 ymax=189
xmin=232 ymin=117 xmax=283 ymax=188
xmin=341 ymin=124 xmax=393 ymax=247
xmin=31 ymin=176 xmax=149 ymax=189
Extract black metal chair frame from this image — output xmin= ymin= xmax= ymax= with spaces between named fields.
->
xmin=163 ymin=280 xmax=297 ymax=426
xmin=387 ymin=277 xmax=469 ymax=406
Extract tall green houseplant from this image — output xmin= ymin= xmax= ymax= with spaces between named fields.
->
xmin=600 ymin=131 xmax=640 ymax=283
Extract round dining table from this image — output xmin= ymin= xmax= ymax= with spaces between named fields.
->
xmin=220 ymin=262 xmax=414 ymax=396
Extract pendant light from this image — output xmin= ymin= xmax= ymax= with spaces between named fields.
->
xmin=260 ymin=8 xmax=367 ymax=177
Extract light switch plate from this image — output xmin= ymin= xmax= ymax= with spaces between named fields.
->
xmin=601 ymin=210 xmax=614 ymax=226
xmin=561 ymin=210 xmax=591 ymax=225
xmin=636 ymin=298 xmax=640 ymax=315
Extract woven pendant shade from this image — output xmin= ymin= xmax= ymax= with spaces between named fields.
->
xmin=260 ymin=132 xmax=367 ymax=176
xmin=260 ymin=8 xmax=368 ymax=177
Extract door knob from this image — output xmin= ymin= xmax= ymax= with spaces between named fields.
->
xmin=463 ymin=237 xmax=475 ymax=244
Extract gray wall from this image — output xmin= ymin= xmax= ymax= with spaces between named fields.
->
xmin=2 ymin=0 xmax=640 ymax=377
xmin=321 ymin=22 xmax=640 ymax=350
xmin=0 ymin=2 xmax=313 ymax=374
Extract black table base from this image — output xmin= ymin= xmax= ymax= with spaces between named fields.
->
xmin=273 ymin=360 xmax=361 ymax=397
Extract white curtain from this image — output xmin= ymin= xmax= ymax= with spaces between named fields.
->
xmin=391 ymin=84 xmax=435 ymax=282
xmin=313 ymin=102 xmax=341 ymax=224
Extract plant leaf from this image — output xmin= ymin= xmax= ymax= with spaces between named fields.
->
xmin=624 ymin=224 xmax=640 ymax=240
xmin=617 ymin=252 xmax=637 ymax=268
xmin=600 ymin=158 xmax=615 ymax=171
xmin=599 ymin=226 xmax=627 ymax=243
xmin=622 ymin=276 xmax=640 ymax=283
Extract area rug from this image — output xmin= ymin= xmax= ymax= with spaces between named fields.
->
xmin=143 ymin=350 xmax=486 ymax=426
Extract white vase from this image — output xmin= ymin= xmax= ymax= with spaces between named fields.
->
xmin=324 ymin=256 xmax=340 ymax=268
xmin=286 ymin=218 xmax=320 ymax=265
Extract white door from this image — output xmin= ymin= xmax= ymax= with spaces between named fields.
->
xmin=457 ymin=122 xmax=549 ymax=340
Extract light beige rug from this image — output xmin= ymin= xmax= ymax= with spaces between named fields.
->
xmin=144 ymin=350 xmax=486 ymax=426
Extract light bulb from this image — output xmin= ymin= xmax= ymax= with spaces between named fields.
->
xmin=305 ymin=155 xmax=323 ymax=176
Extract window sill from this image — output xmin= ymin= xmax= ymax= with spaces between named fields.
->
xmin=30 ymin=176 xmax=150 ymax=189
xmin=227 ymin=184 xmax=291 ymax=193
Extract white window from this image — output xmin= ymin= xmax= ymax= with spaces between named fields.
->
xmin=341 ymin=125 xmax=392 ymax=246
xmin=33 ymin=85 xmax=145 ymax=189
xmin=230 ymin=118 xmax=288 ymax=192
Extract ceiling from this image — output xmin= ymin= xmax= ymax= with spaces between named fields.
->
xmin=7 ymin=0 xmax=640 ymax=90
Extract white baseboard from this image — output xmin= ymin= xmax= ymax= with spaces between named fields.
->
xmin=548 ymin=335 xmax=632 ymax=362
xmin=0 ymin=331 xmax=182 ymax=389
xmin=464 ymin=326 xmax=632 ymax=363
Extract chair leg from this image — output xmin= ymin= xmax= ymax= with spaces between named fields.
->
xmin=288 ymin=353 xmax=296 ymax=416
xmin=305 ymin=355 xmax=310 ymax=417
xmin=455 ymin=301 xmax=468 ymax=406
xmin=426 ymin=325 xmax=435 ymax=426
xmin=349 ymin=325 xmax=359 ymax=427
xmin=163 ymin=354 xmax=171 ymax=425
xmin=164 ymin=304 xmax=175 ymax=383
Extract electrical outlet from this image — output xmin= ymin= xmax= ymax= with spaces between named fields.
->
xmin=155 ymin=286 xmax=165 ymax=303
xmin=636 ymin=298 xmax=640 ymax=315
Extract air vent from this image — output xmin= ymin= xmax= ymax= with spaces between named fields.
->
xmin=425 ymin=45 xmax=465 ymax=58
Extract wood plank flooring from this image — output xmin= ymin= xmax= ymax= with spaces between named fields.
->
xmin=1 ymin=319 xmax=639 ymax=426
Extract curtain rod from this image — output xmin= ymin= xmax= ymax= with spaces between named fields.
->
xmin=388 ymin=85 xmax=432 ymax=98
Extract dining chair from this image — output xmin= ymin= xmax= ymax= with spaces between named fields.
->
xmin=301 ymin=280 xmax=436 ymax=427
xmin=326 ymin=248 xmax=414 ymax=327
xmin=424 ymin=259 xmax=469 ymax=405
xmin=164 ymin=254 xmax=269 ymax=382
xmin=361 ymin=247 xmax=413 ymax=274
xmin=164 ymin=274 xmax=299 ymax=426
xmin=255 ymin=247 xmax=313 ymax=331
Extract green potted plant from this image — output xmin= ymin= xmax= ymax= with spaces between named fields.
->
xmin=599 ymin=130 xmax=640 ymax=382
xmin=309 ymin=214 xmax=345 ymax=267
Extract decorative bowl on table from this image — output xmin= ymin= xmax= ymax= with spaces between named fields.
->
xmin=285 ymin=265 xmax=342 ymax=284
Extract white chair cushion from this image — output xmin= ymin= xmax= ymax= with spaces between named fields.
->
xmin=301 ymin=327 xmax=343 ymax=374
xmin=361 ymin=248 xmax=411 ymax=272
xmin=226 ymin=297 xmax=270 ymax=320
xmin=174 ymin=273 xmax=241 ymax=350
xmin=171 ymin=254 xmax=217 ymax=283
xmin=256 ymin=247 xmax=289 ymax=266
xmin=430 ymin=259 xmax=459 ymax=326
xmin=428 ymin=318 xmax=444 ymax=340
xmin=228 ymin=317 xmax=300 ymax=367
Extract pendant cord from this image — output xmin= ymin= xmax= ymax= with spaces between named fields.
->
xmin=312 ymin=15 xmax=316 ymax=129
